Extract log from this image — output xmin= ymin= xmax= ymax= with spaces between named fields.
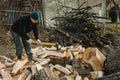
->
xmin=75 ymin=75 xmax=82 ymax=80
xmin=18 ymin=69 xmax=31 ymax=80
xmin=65 ymin=75 xmax=75 ymax=80
xmin=41 ymin=51 xmax=64 ymax=58
xmin=50 ymin=56 xmax=70 ymax=67
xmin=90 ymin=71 xmax=104 ymax=79
xmin=31 ymin=65 xmax=37 ymax=75
xmin=69 ymin=45 xmax=85 ymax=53
xmin=2 ymin=68 xmax=12 ymax=74
xmin=63 ymin=49 xmax=73 ymax=59
xmin=0 ymin=62 xmax=6 ymax=69
xmin=65 ymin=65 xmax=73 ymax=72
xmin=45 ymin=46 xmax=57 ymax=51
xmin=12 ymin=59 xmax=28 ymax=75
xmin=52 ymin=70 xmax=61 ymax=77
xmin=0 ymin=69 xmax=13 ymax=80
xmin=83 ymin=47 xmax=106 ymax=71
xmin=83 ymin=77 xmax=89 ymax=80
xmin=31 ymin=46 xmax=45 ymax=57
xmin=35 ymin=59 xmax=50 ymax=71
xmin=26 ymin=73 xmax=32 ymax=80
xmin=70 ymin=58 xmax=90 ymax=75
xmin=4 ymin=61 xmax=15 ymax=67
xmin=38 ymin=59 xmax=50 ymax=66
xmin=31 ymin=47 xmax=41 ymax=55
xmin=0 ymin=55 xmax=14 ymax=63
xmin=35 ymin=64 xmax=44 ymax=71
xmin=31 ymin=67 xmax=58 ymax=80
xmin=53 ymin=64 xmax=71 ymax=75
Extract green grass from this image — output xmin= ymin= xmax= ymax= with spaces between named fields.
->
xmin=106 ymin=23 xmax=120 ymax=31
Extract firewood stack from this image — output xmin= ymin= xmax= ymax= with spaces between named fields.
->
xmin=0 ymin=45 xmax=106 ymax=80
xmin=50 ymin=5 xmax=120 ymax=48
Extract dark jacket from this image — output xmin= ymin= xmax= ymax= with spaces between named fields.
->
xmin=11 ymin=15 xmax=39 ymax=40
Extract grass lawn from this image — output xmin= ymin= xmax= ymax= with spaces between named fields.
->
xmin=106 ymin=23 xmax=120 ymax=31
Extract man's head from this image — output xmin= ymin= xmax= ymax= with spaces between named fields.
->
xmin=30 ymin=12 xmax=39 ymax=23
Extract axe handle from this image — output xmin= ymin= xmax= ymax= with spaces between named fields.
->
xmin=32 ymin=40 xmax=56 ymax=46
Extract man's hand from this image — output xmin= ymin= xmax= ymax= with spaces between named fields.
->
xmin=27 ymin=39 xmax=33 ymax=44
xmin=37 ymin=39 xmax=41 ymax=43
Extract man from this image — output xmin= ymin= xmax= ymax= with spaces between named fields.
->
xmin=10 ymin=12 xmax=41 ymax=61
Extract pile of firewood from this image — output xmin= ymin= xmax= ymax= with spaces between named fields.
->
xmin=49 ymin=5 xmax=120 ymax=48
xmin=0 ymin=45 xmax=106 ymax=80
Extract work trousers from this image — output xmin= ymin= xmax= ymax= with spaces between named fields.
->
xmin=10 ymin=30 xmax=33 ymax=61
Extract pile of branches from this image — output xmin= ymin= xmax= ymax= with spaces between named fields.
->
xmin=49 ymin=5 xmax=119 ymax=48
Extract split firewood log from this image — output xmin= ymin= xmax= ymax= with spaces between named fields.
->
xmin=12 ymin=59 xmax=28 ymax=75
xmin=0 ymin=69 xmax=13 ymax=80
xmin=18 ymin=69 xmax=31 ymax=80
xmin=53 ymin=64 xmax=71 ymax=75
xmin=0 ymin=62 xmax=6 ymax=69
